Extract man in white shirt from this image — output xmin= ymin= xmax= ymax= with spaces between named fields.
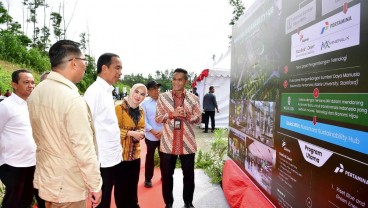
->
xmin=84 ymin=53 xmax=123 ymax=208
xmin=141 ymin=80 xmax=163 ymax=188
xmin=0 ymin=69 xmax=36 ymax=207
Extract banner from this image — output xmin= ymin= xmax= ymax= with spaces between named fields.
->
xmin=229 ymin=0 xmax=368 ymax=207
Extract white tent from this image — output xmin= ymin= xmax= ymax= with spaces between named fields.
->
xmin=193 ymin=50 xmax=231 ymax=129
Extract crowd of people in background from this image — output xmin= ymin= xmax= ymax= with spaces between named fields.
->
xmin=0 ymin=39 xmax=219 ymax=208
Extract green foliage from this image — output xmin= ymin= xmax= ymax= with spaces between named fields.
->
xmin=0 ymin=31 xmax=50 ymax=74
xmin=77 ymin=55 xmax=97 ymax=93
xmin=0 ymin=1 xmax=199 ymax=95
xmin=196 ymin=128 xmax=229 ymax=184
xmin=0 ymin=2 xmax=12 ymax=25
xmin=26 ymin=48 xmax=50 ymax=72
xmin=123 ymin=73 xmax=147 ymax=88
xmin=195 ymin=150 xmax=212 ymax=169
xmin=0 ymin=31 xmax=28 ymax=63
xmin=229 ymin=0 xmax=245 ymax=26
xmin=121 ymin=69 xmax=196 ymax=93
xmin=0 ymin=181 xmax=4 ymax=207
xmin=0 ymin=66 xmax=12 ymax=94
xmin=50 ymin=12 xmax=63 ymax=40
xmin=154 ymin=149 xmax=161 ymax=167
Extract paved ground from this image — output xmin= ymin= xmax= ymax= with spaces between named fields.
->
xmin=171 ymin=126 xmax=230 ymax=208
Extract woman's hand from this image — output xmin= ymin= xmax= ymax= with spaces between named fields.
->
xmin=129 ymin=130 xmax=145 ymax=141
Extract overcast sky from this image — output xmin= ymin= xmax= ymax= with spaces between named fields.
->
xmin=3 ymin=0 xmax=255 ymax=76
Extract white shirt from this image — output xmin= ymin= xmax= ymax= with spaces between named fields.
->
xmin=84 ymin=77 xmax=122 ymax=167
xmin=0 ymin=93 xmax=36 ymax=167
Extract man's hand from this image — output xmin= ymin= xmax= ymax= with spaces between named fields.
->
xmin=89 ymin=190 xmax=102 ymax=208
xmin=173 ymin=106 xmax=186 ymax=118
xmin=154 ymin=131 xmax=163 ymax=140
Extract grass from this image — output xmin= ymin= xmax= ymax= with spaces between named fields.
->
xmin=0 ymin=59 xmax=41 ymax=94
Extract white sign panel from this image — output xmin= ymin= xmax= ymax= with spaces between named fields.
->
xmin=290 ymin=3 xmax=360 ymax=62
xmin=285 ymin=0 xmax=316 ymax=34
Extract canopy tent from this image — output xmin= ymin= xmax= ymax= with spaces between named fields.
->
xmin=192 ymin=68 xmax=230 ymax=128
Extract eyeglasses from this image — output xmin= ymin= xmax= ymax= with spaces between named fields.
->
xmin=68 ymin=57 xmax=88 ymax=64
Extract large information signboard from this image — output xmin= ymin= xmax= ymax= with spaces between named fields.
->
xmin=229 ymin=0 xmax=368 ymax=207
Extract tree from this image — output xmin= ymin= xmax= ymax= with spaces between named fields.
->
xmin=76 ymin=54 xmax=96 ymax=93
xmin=0 ymin=2 xmax=12 ymax=26
xmin=23 ymin=0 xmax=47 ymax=46
xmin=61 ymin=0 xmax=78 ymax=39
xmin=36 ymin=26 xmax=50 ymax=52
xmin=0 ymin=2 xmax=31 ymax=47
xmin=229 ymin=0 xmax=245 ymax=26
xmin=50 ymin=11 xmax=62 ymax=40
xmin=79 ymin=32 xmax=87 ymax=52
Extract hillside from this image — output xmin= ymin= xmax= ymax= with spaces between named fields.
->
xmin=0 ymin=60 xmax=41 ymax=94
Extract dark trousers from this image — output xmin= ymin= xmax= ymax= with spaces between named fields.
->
xmin=115 ymin=159 xmax=141 ymax=208
xmin=160 ymin=152 xmax=195 ymax=206
xmin=97 ymin=162 xmax=122 ymax=208
xmin=204 ymin=111 xmax=215 ymax=131
xmin=0 ymin=164 xmax=35 ymax=208
xmin=144 ymin=138 xmax=161 ymax=181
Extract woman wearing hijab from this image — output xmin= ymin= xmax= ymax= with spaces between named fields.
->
xmin=115 ymin=83 xmax=147 ymax=208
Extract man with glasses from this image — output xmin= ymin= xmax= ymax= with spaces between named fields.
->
xmin=27 ymin=40 xmax=102 ymax=207
xmin=0 ymin=69 xmax=36 ymax=208
xmin=141 ymin=80 xmax=163 ymax=188
xmin=84 ymin=53 xmax=123 ymax=208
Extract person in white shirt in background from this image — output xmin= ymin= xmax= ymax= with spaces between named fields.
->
xmin=84 ymin=53 xmax=123 ymax=208
xmin=0 ymin=69 xmax=36 ymax=208
xmin=141 ymin=80 xmax=163 ymax=188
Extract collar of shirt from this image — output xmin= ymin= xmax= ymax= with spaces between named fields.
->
xmin=47 ymin=71 xmax=79 ymax=92
xmin=96 ymin=76 xmax=114 ymax=93
xmin=172 ymin=90 xmax=186 ymax=98
xmin=9 ymin=92 xmax=27 ymax=104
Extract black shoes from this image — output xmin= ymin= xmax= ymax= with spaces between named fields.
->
xmin=144 ymin=180 xmax=152 ymax=188
xmin=211 ymin=129 xmax=214 ymax=133
xmin=203 ymin=130 xmax=208 ymax=133
xmin=165 ymin=204 xmax=173 ymax=208
xmin=184 ymin=203 xmax=195 ymax=208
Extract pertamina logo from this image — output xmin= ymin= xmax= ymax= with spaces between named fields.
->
xmin=320 ymin=16 xmax=352 ymax=35
xmin=320 ymin=22 xmax=329 ymax=34
xmin=334 ymin=164 xmax=368 ymax=185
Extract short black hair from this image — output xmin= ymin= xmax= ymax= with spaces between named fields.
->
xmin=174 ymin=68 xmax=188 ymax=80
xmin=97 ymin=53 xmax=120 ymax=74
xmin=49 ymin=40 xmax=82 ymax=69
xmin=12 ymin=69 xmax=31 ymax=83
xmin=209 ymin=86 xmax=214 ymax=91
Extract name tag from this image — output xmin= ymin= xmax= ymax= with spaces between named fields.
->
xmin=174 ymin=118 xmax=182 ymax=130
